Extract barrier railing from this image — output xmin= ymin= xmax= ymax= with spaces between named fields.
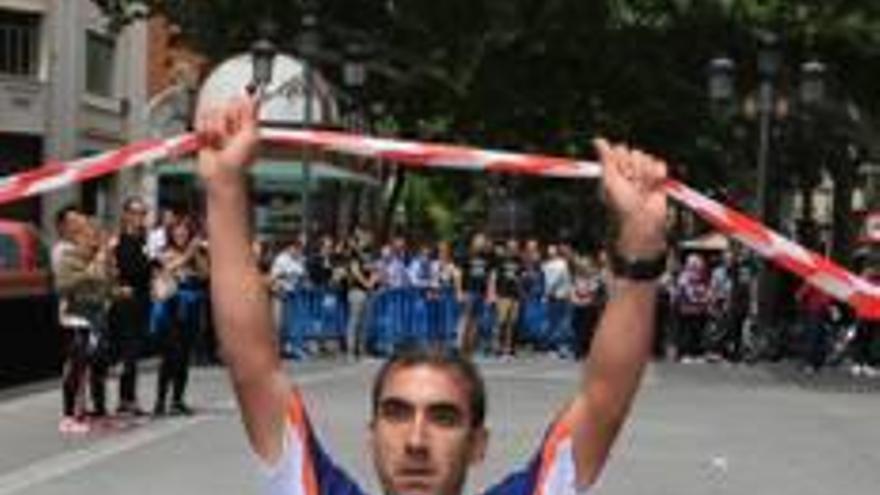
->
xmin=279 ymin=287 xmax=531 ymax=357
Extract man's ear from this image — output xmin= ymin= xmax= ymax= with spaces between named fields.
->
xmin=468 ymin=427 xmax=489 ymax=465
xmin=367 ymin=418 xmax=377 ymax=450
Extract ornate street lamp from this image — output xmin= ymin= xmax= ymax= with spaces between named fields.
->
xmin=343 ymin=42 xmax=368 ymax=90
xmin=343 ymin=42 xmax=368 ymax=133
xmin=249 ymin=21 xmax=278 ymax=94
xmin=706 ymin=31 xmax=828 ymax=338
xmin=800 ymin=59 xmax=827 ymax=107
xmin=707 ymin=55 xmax=735 ymax=104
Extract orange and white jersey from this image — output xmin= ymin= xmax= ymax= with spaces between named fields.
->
xmin=260 ymin=389 xmax=589 ymax=495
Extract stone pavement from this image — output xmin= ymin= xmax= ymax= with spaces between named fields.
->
xmin=0 ymin=357 xmax=878 ymax=494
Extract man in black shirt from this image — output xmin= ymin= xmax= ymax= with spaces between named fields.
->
xmin=109 ymin=197 xmax=152 ymax=415
xmin=459 ymin=233 xmax=497 ymax=355
xmin=306 ymin=236 xmax=335 ymax=288
xmin=495 ymin=239 xmax=523 ymax=356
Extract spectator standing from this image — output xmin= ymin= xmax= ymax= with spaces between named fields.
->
xmin=305 ymin=236 xmax=335 ymax=288
xmin=108 ymin=197 xmax=152 ymax=416
xmin=720 ymin=252 xmax=751 ymax=363
xmin=432 ymin=241 xmax=462 ymax=346
xmin=52 ymin=206 xmax=91 ymax=433
xmin=146 ymin=208 xmax=177 ymax=261
xmin=851 ymin=266 xmax=879 ymax=377
xmin=519 ymin=240 xmax=547 ymax=349
xmin=494 ymin=239 xmax=523 ymax=357
xmin=153 ymin=218 xmax=209 ymax=416
xmin=544 ymin=244 xmax=574 ymax=358
xmin=345 ymin=237 xmax=375 ymax=358
xmin=674 ymin=254 xmax=711 ymax=362
xmin=571 ymin=254 xmax=606 ymax=360
xmin=53 ymin=213 xmax=115 ymax=424
xmin=459 ymin=233 xmax=497 ymax=355
xmin=269 ymin=237 xmax=307 ymax=346
xmin=795 ymin=280 xmax=834 ymax=374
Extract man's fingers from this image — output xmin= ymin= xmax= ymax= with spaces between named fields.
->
xmin=208 ymin=107 xmax=227 ymax=146
xmin=648 ymin=157 xmax=668 ymax=190
xmin=196 ymin=107 xmax=213 ymax=145
xmin=225 ymin=99 xmax=243 ymax=136
xmin=243 ymin=94 xmax=259 ymax=128
xmin=632 ymin=150 xmax=651 ymax=190
xmin=594 ymin=138 xmax=612 ymax=160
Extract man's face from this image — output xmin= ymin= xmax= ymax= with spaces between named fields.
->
xmin=124 ymin=201 xmax=148 ymax=231
xmin=371 ymin=365 xmax=487 ymax=495
xmin=62 ymin=211 xmax=88 ymax=241
xmin=392 ymin=237 xmax=406 ymax=254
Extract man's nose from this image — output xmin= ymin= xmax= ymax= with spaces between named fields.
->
xmin=404 ymin=414 xmax=429 ymax=456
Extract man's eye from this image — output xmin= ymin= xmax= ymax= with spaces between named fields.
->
xmin=380 ymin=401 xmax=412 ymax=423
xmin=428 ymin=407 xmax=462 ymax=428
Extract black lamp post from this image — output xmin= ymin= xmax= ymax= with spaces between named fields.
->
xmin=754 ymin=31 xmax=782 ymax=227
xmin=342 ymin=42 xmax=369 ymax=230
xmin=250 ymin=21 xmax=278 ymax=94
xmin=343 ymin=42 xmax=368 ymax=132
xmin=298 ymin=2 xmax=319 ymax=244
xmin=707 ymin=31 xmax=826 ymax=333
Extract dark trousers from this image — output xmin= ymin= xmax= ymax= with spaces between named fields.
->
xmin=62 ymin=328 xmax=89 ymax=417
xmin=676 ymin=313 xmax=706 ymax=359
xmin=803 ymin=314 xmax=829 ymax=370
xmin=460 ymin=294 xmax=492 ymax=356
xmin=156 ymin=321 xmax=195 ymax=406
xmin=110 ymin=295 xmax=148 ymax=405
xmin=720 ymin=310 xmax=746 ymax=362
xmin=155 ymin=293 xmax=200 ymax=407
xmin=62 ymin=327 xmax=109 ymax=416
xmin=853 ymin=320 xmax=878 ymax=366
xmin=572 ymin=304 xmax=600 ymax=360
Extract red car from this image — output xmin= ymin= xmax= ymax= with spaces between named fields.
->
xmin=0 ymin=220 xmax=51 ymax=295
xmin=0 ymin=220 xmax=61 ymax=387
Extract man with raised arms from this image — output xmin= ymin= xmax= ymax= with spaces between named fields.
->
xmin=196 ymin=96 xmax=668 ymax=495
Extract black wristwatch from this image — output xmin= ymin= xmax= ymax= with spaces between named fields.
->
xmin=609 ymin=249 xmax=667 ymax=281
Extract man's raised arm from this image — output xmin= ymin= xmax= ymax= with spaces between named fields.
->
xmin=571 ymin=140 xmax=668 ymax=487
xmin=196 ymin=97 xmax=291 ymax=464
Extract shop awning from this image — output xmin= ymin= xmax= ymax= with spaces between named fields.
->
xmin=155 ymin=158 xmax=380 ymax=192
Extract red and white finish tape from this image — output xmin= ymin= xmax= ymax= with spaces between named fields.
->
xmin=0 ymin=134 xmax=199 ymax=206
xmin=1 ymin=127 xmax=878 ymax=319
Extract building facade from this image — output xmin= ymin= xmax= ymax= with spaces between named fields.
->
xmin=0 ymin=0 xmax=148 ymax=235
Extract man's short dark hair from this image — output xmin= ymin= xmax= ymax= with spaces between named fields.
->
xmin=371 ymin=345 xmax=487 ymax=428
xmin=122 ymin=196 xmax=145 ymax=212
xmin=54 ymin=204 xmax=80 ymax=233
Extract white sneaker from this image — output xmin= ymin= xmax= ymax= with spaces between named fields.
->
xmin=850 ymin=365 xmax=864 ymax=377
xmin=58 ymin=417 xmax=90 ymax=435
xmin=863 ymin=366 xmax=879 ymax=378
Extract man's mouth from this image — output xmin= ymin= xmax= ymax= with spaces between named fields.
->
xmin=395 ymin=465 xmax=437 ymax=485
xmin=397 ymin=466 xmax=435 ymax=478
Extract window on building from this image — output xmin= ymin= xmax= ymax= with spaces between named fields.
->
xmin=85 ymin=31 xmax=116 ymax=97
xmin=0 ymin=9 xmax=41 ymax=78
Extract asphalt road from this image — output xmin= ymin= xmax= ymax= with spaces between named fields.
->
xmin=0 ymin=357 xmax=878 ymax=494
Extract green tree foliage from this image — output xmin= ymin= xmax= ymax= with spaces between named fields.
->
xmin=96 ymin=0 xmax=880 ymax=248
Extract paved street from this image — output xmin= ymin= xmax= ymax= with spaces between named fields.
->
xmin=0 ymin=357 xmax=878 ymax=494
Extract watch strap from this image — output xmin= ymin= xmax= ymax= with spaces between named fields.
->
xmin=609 ymin=249 xmax=667 ymax=281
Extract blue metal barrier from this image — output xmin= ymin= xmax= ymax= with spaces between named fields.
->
xmin=518 ymin=295 xmax=543 ymax=345
xmin=279 ymin=286 xmax=566 ymax=358
xmin=281 ymin=287 xmax=348 ymax=359
xmin=363 ymin=288 xmax=465 ymax=355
